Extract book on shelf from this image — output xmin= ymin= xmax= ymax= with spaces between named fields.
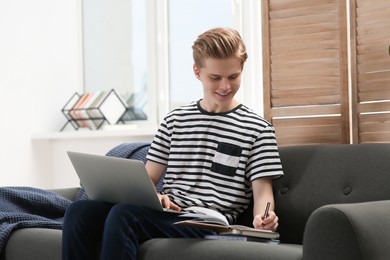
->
xmin=86 ymin=90 xmax=108 ymax=129
xmin=80 ymin=91 xmax=107 ymax=130
xmin=69 ymin=93 xmax=91 ymax=128
xmin=174 ymin=206 xmax=280 ymax=240
xmin=77 ymin=93 xmax=93 ymax=128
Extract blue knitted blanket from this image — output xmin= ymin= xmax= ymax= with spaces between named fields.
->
xmin=0 ymin=186 xmax=80 ymax=254
xmin=0 ymin=143 xmax=151 ymax=254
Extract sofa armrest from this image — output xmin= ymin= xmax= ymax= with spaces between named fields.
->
xmin=47 ymin=187 xmax=81 ymax=201
xmin=303 ymin=200 xmax=390 ymax=260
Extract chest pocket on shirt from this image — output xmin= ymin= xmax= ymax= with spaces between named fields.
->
xmin=210 ymin=142 xmax=242 ymax=177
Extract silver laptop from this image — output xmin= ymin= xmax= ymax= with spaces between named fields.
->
xmin=67 ymin=151 xmax=173 ymax=213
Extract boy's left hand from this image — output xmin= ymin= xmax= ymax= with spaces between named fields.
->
xmin=252 ymin=210 xmax=279 ymax=231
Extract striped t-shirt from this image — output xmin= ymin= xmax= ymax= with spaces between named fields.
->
xmin=146 ymin=101 xmax=283 ymax=224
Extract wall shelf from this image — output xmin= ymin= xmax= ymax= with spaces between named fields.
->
xmin=61 ymin=89 xmax=129 ymax=131
xmin=31 ymin=126 xmax=156 ymax=141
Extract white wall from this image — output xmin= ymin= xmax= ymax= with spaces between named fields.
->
xmin=0 ymin=0 xmax=82 ymax=188
xmin=32 ymin=131 xmax=155 ymax=189
xmin=0 ymin=0 xmax=265 ymax=189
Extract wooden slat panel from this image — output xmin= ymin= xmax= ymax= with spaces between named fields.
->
xmin=358 ymin=79 xmax=390 ymax=92
xmin=276 ymin=132 xmax=341 ymax=146
xmin=270 ymin=21 xmax=338 ymax=38
xmin=272 ymin=86 xmax=339 ymax=98
xmin=275 ymin=125 xmax=341 ymax=137
xmin=359 ymin=113 xmax=390 ymax=143
xmin=272 ymin=95 xmax=340 ymax=107
xmin=272 ymin=77 xmax=339 ymax=89
xmin=351 ymin=0 xmax=390 ymax=143
xmin=271 ymin=104 xmax=340 ymax=118
xmin=263 ymin=0 xmax=348 ymax=145
xmin=356 ymin=0 xmax=388 ymax=8
xmin=358 ymin=91 xmax=390 ymax=103
xmin=358 ymin=102 xmax=390 ymax=114
xmin=357 ymin=1 xmax=390 ymax=17
xmin=270 ymin=1 xmax=336 ymax=18
xmin=272 ymin=48 xmax=338 ymax=62
xmin=272 ymin=60 xmax=339 ymax=72
xmin=270 ymin=13 xmax=337 ymax=31
xmin=357 ymin=31 xmax=390 ymax=45
xmin=358 ymin=71 xmax=390 ymax=86
xmin=359 ymin=113 xmax=390 ymax=125
xmin=270 ymin=0 xmax=337 ymax=10
xmin=357 ymin=44 xmax=390 ymax=56
xmin=272 ymin=68 xmax=340 ymax=80
xmin=358 ymin=48 xmax=390 ymax=64
xmin=358 ymin=60 xmax=390 ymax=75
xmin=271 ymin=31 xmax=338 ymax=46
xmin=359 ymin=133 xmax=390 ymax=143
xmin=273 ymin=116 xmax=340 ymax=127
xmin=359 ymin=83 xmax=390 ymax=93
xmin=273 ymin=116 xmax=342 ymax=146
xmin=359 ymin=121 xmax=390 ymax=133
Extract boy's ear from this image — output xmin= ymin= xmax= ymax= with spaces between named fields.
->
xmin=193 ymin=64 xmax=201 ymax=80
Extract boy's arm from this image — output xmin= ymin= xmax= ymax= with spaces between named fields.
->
xmin=145 ymin=160 xmax=181 ymax=211
xmin=251 ymin=177 xmax=279 ymax=231
xmin=145 ymin=160 xmax=166 ymax=185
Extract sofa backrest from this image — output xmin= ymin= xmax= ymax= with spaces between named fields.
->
xmin=108 ymin=143 xmax=390 ymax=245
xmin=237 ymin=143 xmax=390 ymax=245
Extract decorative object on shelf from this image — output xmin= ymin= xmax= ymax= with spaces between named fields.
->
xmin=119 ymin=91 xmax=148 ymax=123
xmin=61 ymin=89 xmax=127 ymax=131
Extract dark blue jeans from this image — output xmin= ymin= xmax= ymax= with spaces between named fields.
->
xmin=62 ymin=200 xmax=214 ymax=260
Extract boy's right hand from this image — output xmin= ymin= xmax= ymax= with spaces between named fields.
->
xmin=157 ymin=193 xmax=181 ymax=212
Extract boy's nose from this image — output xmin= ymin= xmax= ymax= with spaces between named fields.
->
xmin=220 ymin=78 xmax=231 ymax=91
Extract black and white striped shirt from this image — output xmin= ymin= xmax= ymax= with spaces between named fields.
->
xmin=147 ymin=101 xmax=283 ymax=223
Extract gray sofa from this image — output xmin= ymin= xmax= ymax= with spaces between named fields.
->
xmin=2 ymin=143 xmax=390 ymax=260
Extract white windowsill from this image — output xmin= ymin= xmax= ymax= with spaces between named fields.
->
xmin=31 ymin=125 xmax=157 ymax=140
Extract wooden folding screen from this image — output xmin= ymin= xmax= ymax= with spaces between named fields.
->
xmin=350 ymin=0 xmax=390 ymax=143
xmin=262 ymin=0 xmax=350 ymax=146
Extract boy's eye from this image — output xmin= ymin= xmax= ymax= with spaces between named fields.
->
xmin=209 ymin=74 xmax=239 ymax=81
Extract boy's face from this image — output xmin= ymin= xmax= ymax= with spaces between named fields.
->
xmin=193 ymin=56 xmax=242 ymax=113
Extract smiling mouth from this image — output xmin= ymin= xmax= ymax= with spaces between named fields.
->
xmin=216 ymin=92 xmax=230 ymax=96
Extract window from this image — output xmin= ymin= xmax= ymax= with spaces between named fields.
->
xmin=152 ymin=0 xmax=263 ymax=120
xmin=168 ymin=0 xmax=233 ymax=109
xmin=82 ymin=0 xmax=149 ymax=123
xmin=81 ymin=0 xmax=262 ymax=127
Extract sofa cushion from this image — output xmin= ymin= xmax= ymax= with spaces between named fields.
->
xmin=138 ymin=238 xmax=302 ymax=260
xmin=1 ymin=228 xmax=62 ymax=260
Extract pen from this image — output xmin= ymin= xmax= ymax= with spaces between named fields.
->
xmin=263 ymin=202 xmax=270 ymax=219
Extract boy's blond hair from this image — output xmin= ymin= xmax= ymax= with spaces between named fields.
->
xmin=192 ymin=27 xmax=248 ymax=68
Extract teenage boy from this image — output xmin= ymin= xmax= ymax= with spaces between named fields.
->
xmin=62 ymin=27 xmax=283 ymax=260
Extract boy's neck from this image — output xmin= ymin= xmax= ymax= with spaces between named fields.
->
xmin=199 ymin=99 xmax=240 ymax=113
